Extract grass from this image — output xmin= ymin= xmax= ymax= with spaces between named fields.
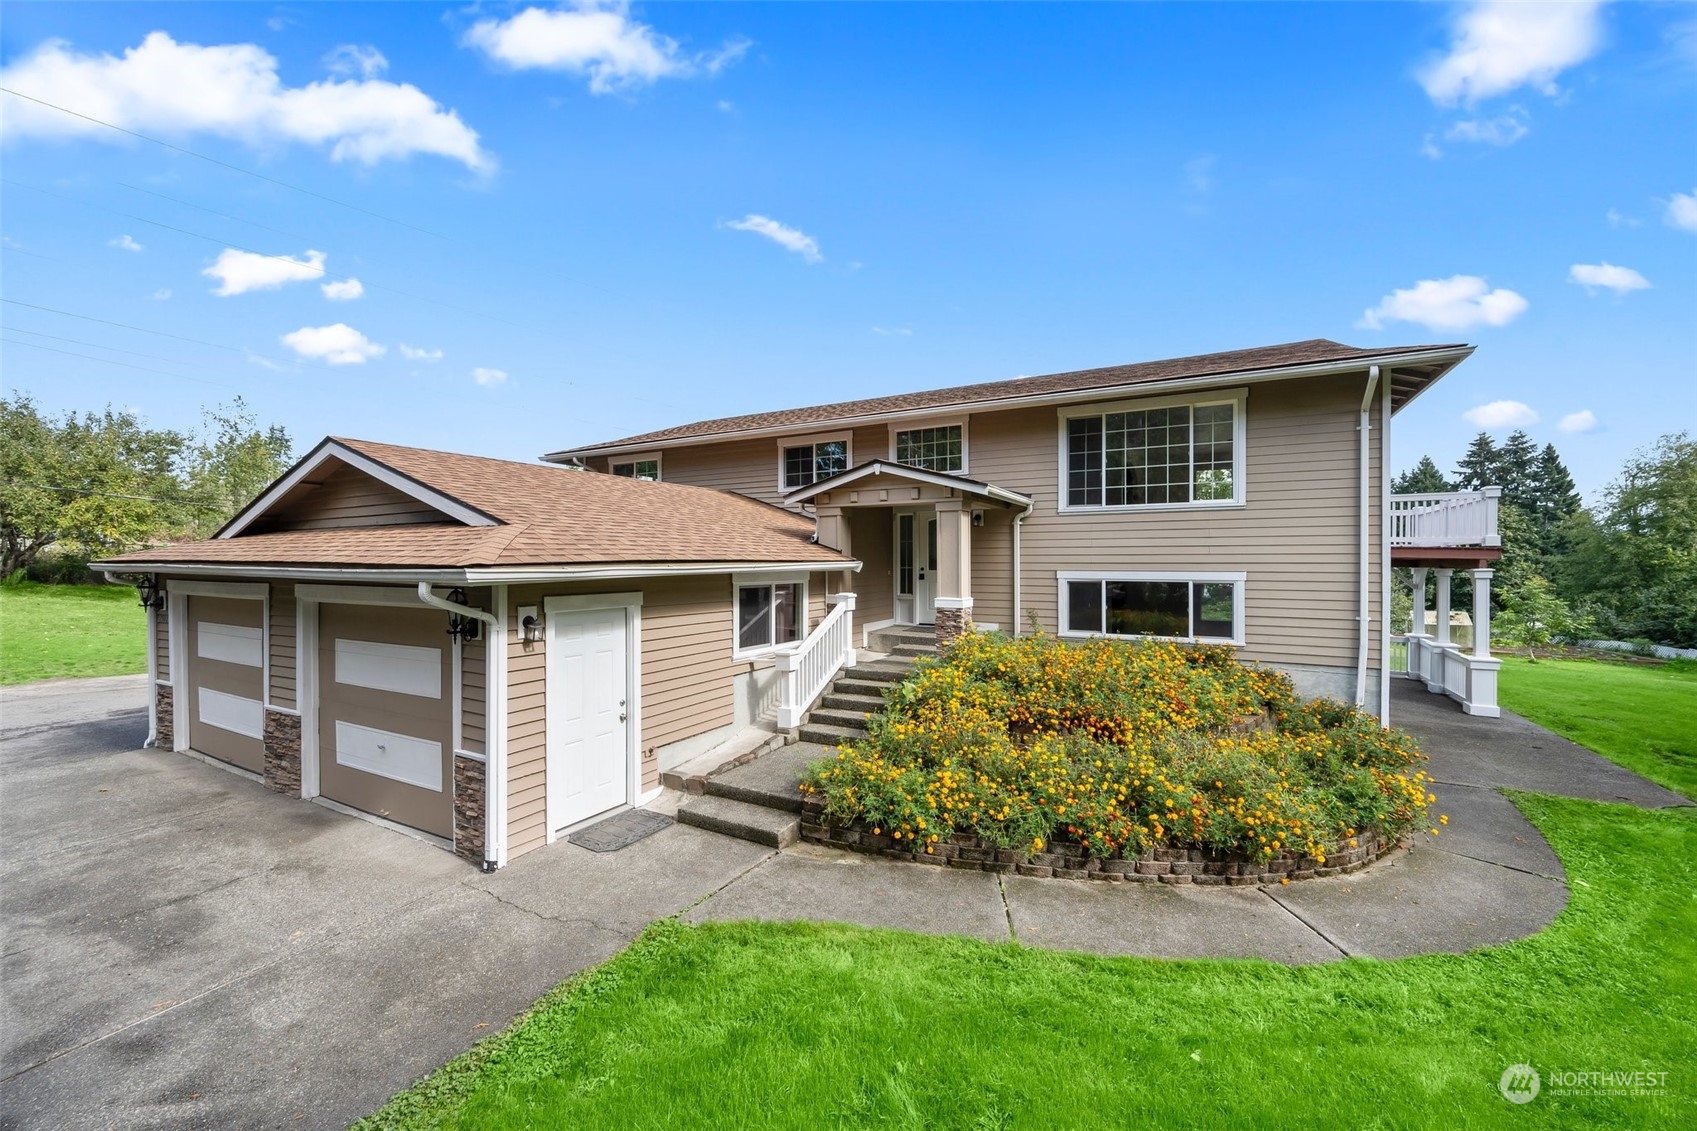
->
xmin=358 ymin=794 xmax=1696 ymax=1130
xmin=1498 ymin=656 xmax=1697 ymax=800
xmin=0 ymin=581 xmax=147 ymax=685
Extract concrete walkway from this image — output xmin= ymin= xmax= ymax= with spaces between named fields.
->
xmin=1 ymin=675 xmax=1686 ymax=1129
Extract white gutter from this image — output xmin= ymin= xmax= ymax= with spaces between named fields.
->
xmin=1378 ymin=375 xmax=1393 ymax=725
xmin=1356 ymin=366 xmax=1379 ymax=708
xmin=87 ymin=558 xmax=863 ymax=585
xmin=545 ymin=347 xmax=1475 ymax=462
xmin=415 ymin=585 xmax=502 ymax=871
xmin=1011 ymin=498 xmax=1034 ymax=637
xmin=416 ymin=582 xmax=498 ymax=628
xmin=101 ymin=569 xmax=160 ymax=747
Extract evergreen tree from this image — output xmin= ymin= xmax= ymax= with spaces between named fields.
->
xmin=1530 ymin=444 xmax=1581 ymax=529
xmin=1497 ymin=430 xmax=1539 ymax=507
xmin=1393 ymin=455 xmax=1451 ymax=494
xmin=1454 ymin=432 xmax=1500 ymax=490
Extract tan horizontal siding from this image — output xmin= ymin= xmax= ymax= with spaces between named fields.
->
xmin=154 ymin=599 xmax=170 ymax=681
xmin=970 ymin=507 xmax=1015 ymax=629
xmin=503 ymin=574 xmax=739 ymax=861
xmin=268 ymin=582 xmax=296 ymax=708
xmin=845 ymin=508 xmax=895 ymax=625
xmin=253 ymin=464 xmax=447 ymax=531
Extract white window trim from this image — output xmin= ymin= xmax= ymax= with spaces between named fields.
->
xmin=1056 ymin=388 xmax=1248 ymax=514
xmin=609 ymin=452 xmax=663 ymax=481
xmin=1055 ymin=570 xmax=1247 ymax=646
xmin=776 ymin=432 xmax=853 ymax=494
xmin=731 ymin=570 xmax=811 ymax=660
xmin=888 ymin=416 xmax=969 ymax=476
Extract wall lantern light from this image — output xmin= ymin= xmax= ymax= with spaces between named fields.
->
xmin=135 ymin=575 xmax=164 ymax=611
xmin=445 ymin=587 xmax=481 ymax=641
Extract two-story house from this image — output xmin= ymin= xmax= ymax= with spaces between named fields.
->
xmin=100 ymin=338 xmax=1503 ymax=869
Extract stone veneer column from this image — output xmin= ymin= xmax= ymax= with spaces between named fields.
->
xmin=154 ymin=684 xmax=174 ymax=749
xmin=934 ymin=601 xmax=973 ymax=645
xmin=262 ymin=709 xmax=302 ymax=795
xmin=453 ymin=754 xmax=488 ymax=866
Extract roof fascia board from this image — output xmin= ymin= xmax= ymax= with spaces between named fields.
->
xmin=1388 ymin=348 xmax=1475 ymax=415
xmin=545 ymin=347 xmax=1475 ymax=461
xmin=86 ymin=559 xmax=861 ymax=585
xmin=785 ymin=460 xmax=1032 ymax=507
xmin=217 ymin=439 xmax=500 ymax=539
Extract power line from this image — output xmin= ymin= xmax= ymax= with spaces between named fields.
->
xmin=2 ymin=298 xmax=244 ymax=353
xmin=2 ymin=325 xmax=216 ymax=369
xmin=1 ymin=336 xmax=240 ymax=388
xmin=115 ymin=180 xmax=309 ymax=243
xmin=0 ymin=86 xmax=453 ymax=241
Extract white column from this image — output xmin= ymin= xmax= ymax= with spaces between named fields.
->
xmin=1410 ymin=567 xmax=1428 ymax=637
xmin=1433 ymin=569 xmax=1453 ymax=646
xmin=1470 ymin=568 xmax=1493 ymax=659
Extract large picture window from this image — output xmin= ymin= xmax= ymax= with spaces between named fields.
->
xmin=781 ymin=438 xmax=849 ymax=490
xmin=893 ymin=424 xmax=964 ymax=472
xmin=1063 ymin=395 xmax=1240 ymax=509
xmin=1058 ymin=572 xmax=1243 ymax=644
xmin=735 ymin=579 xmax=805 ymax=654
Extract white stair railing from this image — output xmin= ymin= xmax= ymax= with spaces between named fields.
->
xmin=776 ymin=593 xmax=857 ymax=729
xmin=1390 ymin=487 xmax=1501 ymax=548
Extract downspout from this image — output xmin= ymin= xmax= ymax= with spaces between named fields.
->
xmin=1011 ymin=499 xmax=1034 ymax=636
xmin=1379 ymin=375 xmax=1393 ymax=725
xmin=104 ymin=570 xmax=158 ymax=747
xmin=1356 ymin=366 xmax=1380 ymax=708
xmin=418 ymin=584 xmax=501 ymax=871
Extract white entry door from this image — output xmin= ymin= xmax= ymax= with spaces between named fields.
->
xmin=546 ymin=605 xmax=630 ymax=833
xmin=896 ymin=511 xmax=939 ymax=626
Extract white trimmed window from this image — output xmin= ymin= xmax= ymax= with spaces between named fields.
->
xmin=1057 ymin=571 xmax=1244 ymax=645
xmin=611 ymin=455 xmax=661 ymax=481
xmin=734 ymin=573 xmax=808 ymax=656
xmin=1060 ymin=390 xmax=1244 ymax=510
xmin=891 ymin=420 xmax=965 ymax=473
xmin=780 ymin=435 xmax=850 ymax=491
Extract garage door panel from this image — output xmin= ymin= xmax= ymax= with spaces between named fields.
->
xmin=318 ymin=604 xmax=453 ymax=839
xmin=186 ymin=595 xmax=265 ymax=773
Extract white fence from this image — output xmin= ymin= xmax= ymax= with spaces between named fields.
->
xmin=776 ymin=594 xmax=857 ymax=729
xmin=1390 ymin=488 xmax=1502 ymax=548
xmin=1399 ymin=633 xmax=1501 ymax=718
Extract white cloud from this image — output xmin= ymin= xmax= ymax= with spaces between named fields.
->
xmin=1666 ymin=189 xmax=1697 ymax=233
xmin=1184 ymin=154 xmax=1216 ymax=193
xmin=466 ymin=4 xmax=746 ymax=94
xmin=472 ymin=366 xmax=507 ymax=386
xmin=1358 ymin=274 xmax=1528 ymax=332
xmin=871 ymin=326 xmax=913 ymax=337
xmin=1463 ymin=400 xmax=1540 ymax=428
xmin=150 ymin=288 xmax=171 ymax=300
xmin=1420 ymin=133 xmax=1444 ymax=160
xmin=1606 ymin=208 xmax=1639 ymax=228
xmin=399 ymin=343 xmax=443 ymax=362
xmin=1568 ymin=262 xmax=1650 ymax=294
xmin=722 ymin=214 xmax=822 ymax=263
xmin=1558 ymin=409 xmax=1599 ymax=434
xmin=716 ymin=99 xmax=734 ymax=113
xmin=1444 ymin=110 xmax=1529 ymax=146
xmin=1419 ymin=1 xmax=1607 ymax=106
xmin=321 ymin=276 xmax=365 ymax=301
xmin=324 ymin=44 xmax=387 ymax=79
xmin=281 ymin=323 xmax=384 ymax=365
xmin=0 ymin=31 xmax=492 ymax=172
xmin=203 ymin=247 xmax=325 ymax=296
xmin=108 ymin=233 xmax=143 ymax=252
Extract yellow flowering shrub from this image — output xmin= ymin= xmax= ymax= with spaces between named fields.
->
xmin=801 ymin=632 xmax=1433 ymax=862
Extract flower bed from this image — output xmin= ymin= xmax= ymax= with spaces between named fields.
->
xmin=800 ymin=632 xmax=1439 ymax=877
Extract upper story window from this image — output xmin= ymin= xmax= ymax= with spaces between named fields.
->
xmin=611 ymin=455 xmax=661 ymax=481
xmin=893 ymin=422 xmax=965 ymax=473
xmin=780 ymin=436 xmax=850 ymax=491
xmin=1061 ymin=390 xmax=1244 ymax=510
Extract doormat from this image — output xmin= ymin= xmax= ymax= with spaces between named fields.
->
xmin=568 ymin=809 xmax=673 ymax=852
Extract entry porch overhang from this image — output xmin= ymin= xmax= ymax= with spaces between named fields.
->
xmin=782 ymin=459 xmax=1033 ymax=511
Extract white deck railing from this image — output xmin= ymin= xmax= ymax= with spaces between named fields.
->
xmin=776 ymin=593 xmax=857 ymax=729
xmin=1390 ymin=488 xmax=1501 ymax=548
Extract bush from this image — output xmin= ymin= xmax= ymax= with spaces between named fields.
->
xmin=802 ymin=632 xmax=1435 ymax=863
xmin=23 ymin=552 xmax=96 ymax=586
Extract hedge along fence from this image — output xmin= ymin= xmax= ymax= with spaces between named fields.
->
xmin=800 ymin=633 xmax=1443 ymax=881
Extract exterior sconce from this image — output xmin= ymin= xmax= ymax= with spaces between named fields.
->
xmin=135 ymin=575 xmax=164 ymax=610
xmin=517 ymin=605 xmax=542 ymax=644
xmin=445 ymin=587 xmax=481 ymax=641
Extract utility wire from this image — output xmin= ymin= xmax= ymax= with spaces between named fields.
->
xmin=0 ymin=86 xmax=453 ymax=241
xmin=2 ymin=325 xmax=216 ymax=369
xmin=115 ymin=180 xmax=309 ymax=243
xmin=0 ymin=299 xmax=338 ymax=374
xmin=1 ymin=336 xmax=240 ymax=388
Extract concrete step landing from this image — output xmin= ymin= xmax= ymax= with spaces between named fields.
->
xmin=675 ymin=794 xmax=800 ymax=848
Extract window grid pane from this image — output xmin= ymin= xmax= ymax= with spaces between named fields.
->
xmin=737 ymin=586 xmax=773 ymax=650
xmin=895 ymin=426 xmax=963 ymax=472
xmin=773 ymin=583 xmax=801 ymax=644
xmin=1192 ymin=581 xmax=1236 ymax=640
xmin=897 ymin=515 xmax=915 ymax=596
xmin=1067 ymin=400 xmax=1237 ymax=508
xmin=1192 ymin=404 xmax=1234 ymax=500
xmin=613 ymin=460 xmax=659 ymax=481
xmin=1066 ymin=580 xmax=1104 ymax=634
xmin=1105 ymin=580 xmax=1188 ymax=637
xmin=783 ymin=446 xmax=812 ymax=490
xmin=1066 ymin=417 xmax=1103 ymax=506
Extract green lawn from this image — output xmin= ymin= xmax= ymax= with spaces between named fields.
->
xmin=0 ymin=581 xmax=147 ymax=685
xmin=1498 ymin=656 xmax=1697 ymax=800
xmin=360 ymin=794 xmax=1696 ymax=1130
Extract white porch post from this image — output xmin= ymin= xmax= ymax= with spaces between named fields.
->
xmin=1429 ymin=568 xmax=1453 ymax=694
xmin=1470 ymin=568 xmax=1493 ymax=658
xmin=932 ymin=496 xmax=973 ymax=645
xmin=1410 ymin=567 xmax=1428 ymax=638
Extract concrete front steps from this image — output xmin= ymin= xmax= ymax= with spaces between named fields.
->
xmin=676 ymin=642 xmax=933 ymax=848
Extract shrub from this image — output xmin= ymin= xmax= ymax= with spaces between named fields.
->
xmin=803 ymin=632 xmax=1434 ymax=863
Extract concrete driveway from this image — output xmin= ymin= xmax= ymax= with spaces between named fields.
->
xmin=0 ymin=677 xmax=774 ymax=1131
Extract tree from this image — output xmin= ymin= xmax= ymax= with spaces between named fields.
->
xmin=1393 ymin=455 xmax=1451 ymax=494
xmin=178 ymin=399 xmax=294 ymax=540
xmin=1529 ymin=443 xmax=1581 ymax=555
xmin=1563 ymin=433 xmax=1697 ymax=647
xmin=1496 ymin=430 xmax=1539 ymax=509
xmin=1454 ymin=432 xmax=1500 ymax=490
xmin=1497 ymin=573 xmax=1594 ymax=661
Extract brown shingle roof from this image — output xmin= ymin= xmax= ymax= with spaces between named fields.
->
xmin=547 ymin=338 xmax=1467 ymax=458
xmin=99 ymin=438 xmax=849 ymax=571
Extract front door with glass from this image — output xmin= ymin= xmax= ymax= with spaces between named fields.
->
xmin=895 ymin=511 xmax=938 ymax=625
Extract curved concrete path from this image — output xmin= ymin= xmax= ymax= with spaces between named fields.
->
xmin=683 ymin=681 xmax=1690 ymax=962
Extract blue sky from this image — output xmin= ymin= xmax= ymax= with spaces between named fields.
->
xmin=2 ymin=1 xmax=1692 ymax=500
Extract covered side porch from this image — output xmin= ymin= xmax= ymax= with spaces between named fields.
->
xmin=1390 ymin=487 xmax=1504 ymax=718
xmin=788 ymin=460 xmax=1034 ymax=648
